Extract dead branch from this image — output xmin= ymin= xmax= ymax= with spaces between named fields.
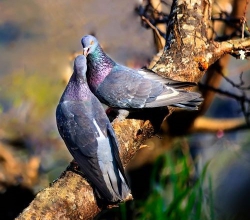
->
xmin=150 ymin=0 xmax=166 ymax=51
xmin=16 ymin=0 xmax=250 ymax=219
xmin=213 ymin=38 xmax=250 ymax=60
xmin=16 ymin=171 xmax=101 ymax=220
xmin=200 ymin=0 xmax=249 ymax=113
xmin=16 ymin=118 xmax=155 ymax=219
xmin=199 ymin=83 xmax=250 ymax=103
xmin=141 ymin=15 xmax=164 ymax=50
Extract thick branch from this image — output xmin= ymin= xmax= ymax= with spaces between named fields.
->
xmin=16 ymin=0 xmax=250 ymax=219
xmin=16 ymin=117 xmax=158 ymax=219
xmin=16 ymin=172 xmax=100 ymax=220
xmin=152 ymin=0 xmax=211 ymax=82
xmin=200 ymin=0 xmax=249 ymax=113
xmin=151 ymin=0 xmax=250 ymax=84
xmin=213 ymin=38 xmax=250 ymax=61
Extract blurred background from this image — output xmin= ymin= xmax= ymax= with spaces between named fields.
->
xmin=1 ymin=0 xmax=250 ymax=219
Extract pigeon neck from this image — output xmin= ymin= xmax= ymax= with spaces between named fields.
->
xmin=91 ymin=45 xmax=115 ymax=68
xmin=87 ymin=45 xmax=115 ymax=90
xmin=61 ymin=75 xmax=91 ymax=102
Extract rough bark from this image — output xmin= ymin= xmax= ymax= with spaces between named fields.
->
xmin=16 ymin=118 xmax=158 ymax=220
xmin=16 ymin=0 xmax=250 ymax=219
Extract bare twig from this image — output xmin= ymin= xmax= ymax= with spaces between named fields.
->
xmin=199 ymin=83 xmax=250 ymax=103
xmin=141 ymin=15 xmax=164 ymax=49
xmin=199 ymin=83 xmax=250 ymax=125
xmin=218 ymin=71 xmax=250 ymax=90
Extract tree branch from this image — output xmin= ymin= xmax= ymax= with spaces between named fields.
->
xmin=16 ymin=171 xmax=100 ymax=220
xmin=16 ymin=117 xmax=159 ymax=219
xmin=16 ymin=0 xmax=250 ymax=219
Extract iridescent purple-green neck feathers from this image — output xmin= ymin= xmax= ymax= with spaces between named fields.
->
xmin=86 ymin=44 xmax=116 ymax=91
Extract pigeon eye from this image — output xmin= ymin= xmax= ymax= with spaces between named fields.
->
xmin=90 ymin=40 xmax=94 ymax=45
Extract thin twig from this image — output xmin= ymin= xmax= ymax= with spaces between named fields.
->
xmin=242 ymin=0 xmax=249 ymax=38
xmin=141 ymin=15 xmax=164 ymax=49
xmin=199 ymin=83 xmax=250 ymax=102
xmin=218 ymin=71 xmax=250 ymax=90
xmin=199 ymin=83 xmax=250 ymax=125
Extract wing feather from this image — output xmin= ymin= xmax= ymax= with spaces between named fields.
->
xmin=145 ymin=89 xmax=201 ymax=108
xmin=138 ymin=68 xmax=197 ymax=88
xmin=56 ymin=101 xmax=114 ymax=201
xmin=97 ymin=69 xmax=164 ymax=108
xmin=96 ymin=65 xmax=202 ymax=109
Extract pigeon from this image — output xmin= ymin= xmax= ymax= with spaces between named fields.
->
xmin=81 ymin=35 xmax=203 ymax=112
xmin=56 ymin=55 xmax=131 ymax=203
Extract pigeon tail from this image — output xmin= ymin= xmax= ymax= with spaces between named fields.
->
xmin=171 ymin=97 xmax=204 ymax=110
xmin=145 ymin=88 xmax=202 ymax=109
xmin=99 ymin=161 xmax=131 ymax=202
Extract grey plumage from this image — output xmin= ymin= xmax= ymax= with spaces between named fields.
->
xmin=81 ymin=35 xmax=203 ymax=110
xmin=56 ymin=55 xmax=131 ymax=203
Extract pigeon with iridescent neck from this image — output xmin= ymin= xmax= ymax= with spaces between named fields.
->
xmin=56 ymin=55 xmax=131 ymax=203
xmin=81 ymin=35 xmax=203 ymax=119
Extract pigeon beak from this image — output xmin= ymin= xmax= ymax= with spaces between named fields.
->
xmin=83 ymin=47 xmax=89 ymax=56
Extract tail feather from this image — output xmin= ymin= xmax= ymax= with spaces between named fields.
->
xmin=99 ymin=162 xmax=131 ymax=202
xmin=171 ymin=97 xmax=203 ymax=110
xmin=145 ymin=88 xmax=202 ymax=109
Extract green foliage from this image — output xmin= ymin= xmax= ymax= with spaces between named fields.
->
xmin=0 ymin=68 xmax=65 ymax=140
xmin=134 ymin=150 xmax=214 ymax=220
xmin=0 ymin=69 xmax=62 ymax=118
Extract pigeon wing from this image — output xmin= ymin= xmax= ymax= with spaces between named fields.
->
xmin=145 ymin=88 xmax=202 ymax=108
xmin=138 ymin=68 xmax=197 ymax=88
xmin=96 ymin=67 xmax=201 ymax=109
xmin=91 ymin=97 xmax=130 ymax=196
xmin=96 ymin=68 xmax=164 ymax=108
xmin=56 ymin=101 xmax=114 ymax=201
xmin=91 ymin=97 xmax=127 ymax=178
xmin=106 ymin=123 xmax=130 ymax=186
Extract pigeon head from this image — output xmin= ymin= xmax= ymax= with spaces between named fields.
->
xmin=81 ymin=35 xmax=99 ymax=56
xmin=74 ymin=55 xmax=88 ymax=81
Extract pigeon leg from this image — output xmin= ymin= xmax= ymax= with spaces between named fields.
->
xmin=116 ymin=109 xmax=130 ymax=121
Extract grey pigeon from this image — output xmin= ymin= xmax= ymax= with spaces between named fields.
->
xmin=56 ymin=55 xmax=131 ymax=203
xmin=81 ymin=35 xmax=203 ymax=112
